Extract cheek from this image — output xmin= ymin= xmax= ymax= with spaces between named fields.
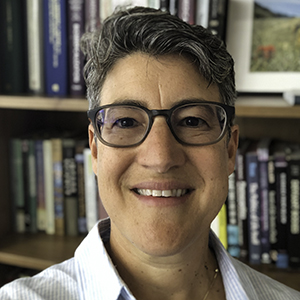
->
xmin=191 ymin=146 xmax=229 ymax=210
xmin=95 ymin=148 xmax=133 ymax=212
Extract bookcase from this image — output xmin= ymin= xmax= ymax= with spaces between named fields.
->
xmin=0 ymin=94 xmax=300 ymax=291
xmin=0 ymin=96 xmax=88 ymax=285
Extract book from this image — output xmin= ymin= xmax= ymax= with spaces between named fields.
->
xmin=245 ymin=141 xmax=261 ymax=265
xmin=75 ymin=140 xmax=88 ymax=234
xmin=169 ymin=0 xmax=178 ymax=16
xmin=63 ymin=139 xmax=78 ymax=236
xmin=52 ymin=138 xmax=65 ymax=236
xmin=21 ymin=140 xmax=31 ymax=232
xmin=10 ymin=139 xmax=26 ymax=233
xmin=83 ymin=148 xmax=98 ymax=231
xmin=26 ymin=0 xmax=45 ymax=94
xmin=268 ymin=141 xmax=278 ymax=264
xmin=43 ymin=139 xmax=55 ymax=235
xmin=286 ymin=146 xmax=300 ymax=268
xmin=207 ymin=0 xmax=228 ymax=40
xmin=235 ymin=138 xmax=251 ymax=262
xmin=227 ymin=171 xmax=240 ymax=257
xmin=178 ymin=0 xmax=195 ymax=24
xmin=195 ymin=0 xmax=209 ymax=28
xmin=22 ymin=139 xmax=38 ymax=233
xmin=43 ymin=0 xmax=68 ymax=96
xmin=211 ymin=203 xmax=227 ymax=249
xmin=0 ymin=0 xmax=27 ymax=94
xmin=274 ymin=142 xmax=289 ymax=269
xmin=219 ymin=203 xmax=228 ymax=249
xmin=160 ymin=0 xmax=169 ymax=12
xmin=35 ymin=140 xmax=47 ymax=231
xmin=257 ymin=138 xmax=272 ymax=264
xmin=67 ymin=0 xmax=85 ymax=97
xmin=85 ymin=0 xmax=101 ymax=31
xmin=148 ymin=0 xmax=160 ymax=10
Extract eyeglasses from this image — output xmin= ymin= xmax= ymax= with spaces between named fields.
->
xmin=87 ymin=101 xmax=235 ymax=148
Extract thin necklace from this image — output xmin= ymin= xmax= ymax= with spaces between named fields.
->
xmin=202 ymin=268 xmax=219 ymax=300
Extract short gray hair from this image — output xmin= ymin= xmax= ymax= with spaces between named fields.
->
xmin=81 ymin=6 xmax=237 ymax=110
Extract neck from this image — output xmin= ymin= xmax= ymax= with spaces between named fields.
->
xmin=106 ymin=229 xmax=222 ymax=300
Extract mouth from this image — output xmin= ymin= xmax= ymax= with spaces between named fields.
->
xmin=133 ymin=188 xmax=191 ymax=198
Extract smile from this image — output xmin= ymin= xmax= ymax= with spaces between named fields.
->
xmin=135 ymin=188 xmax=189 ymax=197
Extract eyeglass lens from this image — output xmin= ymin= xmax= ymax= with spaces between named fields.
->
xmin=95 ymin=103 xmax=227 ymax=146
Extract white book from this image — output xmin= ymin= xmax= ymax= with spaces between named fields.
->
xmin=43 ymin=140 xmax=55 ymax=235
xmin=83 ymin=148 xmax=98 ymax=231
xmin=26 ymin=0 xmax=44 ymax=94
xmin=196 ymin=0 xmax=209 ymax=27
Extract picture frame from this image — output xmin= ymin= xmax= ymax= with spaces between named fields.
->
xmin=226 ymin=0 xmax=300 ymax=93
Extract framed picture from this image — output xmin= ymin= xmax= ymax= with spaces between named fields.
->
xmin=226 ymin=0 xmax=300 ymax=93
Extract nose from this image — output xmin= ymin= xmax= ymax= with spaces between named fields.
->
xmin=136 ymin=117 xmax=186 ymax=173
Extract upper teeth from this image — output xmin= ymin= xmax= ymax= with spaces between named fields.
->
xmin=136 ymin=189 xmax=187 ymax=197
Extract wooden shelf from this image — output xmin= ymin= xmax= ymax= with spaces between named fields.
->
xmin=235 ymin=96 xmax=300 ymax=118
xmin=1 ymin=94 xmax=299 ymax=118
xmin=0 ymin=95 xmax=88 ymax=112
xmin=0 ymin=233 xmax=83 ymax=270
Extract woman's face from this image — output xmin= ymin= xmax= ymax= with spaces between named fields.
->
xmin=89 ymin=52 xmax=239 ymax=258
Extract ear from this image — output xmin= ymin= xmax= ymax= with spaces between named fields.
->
xmin=88 ymin=123 xmax=98 ymax=175
xmin=227 ymin=124 xmax=239 ymax=176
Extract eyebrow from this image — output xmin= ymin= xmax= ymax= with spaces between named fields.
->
xmin=109 ymin=98 xmax=213 ymax=109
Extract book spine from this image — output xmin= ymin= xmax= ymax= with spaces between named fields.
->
xmin=268 ymin=152 xmax=277 ymax=263
xmin=21 ymin=140 xmax=31 ymax=232
xmin=227 ymin=171 xmax=240 ymax=257
xmin=43 ymin=140 xmax=55 ymax=235
xmin=178 ymin=0 xmax=195 ymax=24
xmin=35 ymin=140 xmax=47 ymax=231
xmin=26 ymin=140 xmax=38 ymax=233
xmin=275 ymin=152 xmax=289 ymax=268
xmin=63 ymin=139 xmax=78 ymax=236
xmin=287 ymin=154 xmax=300 ymax=268
xmin=246 ymin=150 xmax=261 ymax=265
xmin=235 ymin=139 xmax=250 ymax=262
xmin=83 ymin=148 xmax=98 ymax=231
xmin=148 ymin=0 xmax=161 ymax=10
xmin=85 ymin=0 xmax=101 ymax=31
xmin=219 ymin=203 xmax=228 ymax=249
xmin=207 ymin=0 xmax=228 ymax=40
xmin=67 ymin=0 xmax=85 ymax=97
xmin=26 ymin=0 xmax=44 ymax=94
xmin=75 ymin=141 xmax=88 ymax=234
xmin=10 ymin=139 xmax=26 ymax=233
xmin=257 ymin=140 xmax=271 ymax=264
xmin=52 ymin=138 xmax=64 ymax=236
xmin=160 ymin=0 xmax=170 ymax=12
xmin=195 ymin=0 xmax=209 ymax=27
xmin=0 ymin=0 xmax=27 ymax=94
xmin=43 ymin=0 xmax=68 ymax=96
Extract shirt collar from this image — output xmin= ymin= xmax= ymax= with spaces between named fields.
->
xmin=75 ymin=219 xmax=134 ymax=300
xmin=209 ymin=230 xmax=249 ymax=300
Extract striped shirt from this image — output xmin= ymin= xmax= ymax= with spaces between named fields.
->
xmin=1 ymin=218 xmax=300 ymax=299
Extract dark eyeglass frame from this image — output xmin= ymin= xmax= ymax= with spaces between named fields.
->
xmin=87 ymin=101 xmax=235 ymax=148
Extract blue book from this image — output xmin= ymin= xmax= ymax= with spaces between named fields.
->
xmin=246 ymin=141 xmax=261 ymax=265
xmin=43 ymin=0 xmax=68 ymax=96
xmin=257 ymin=138 xmax=272 ymax=264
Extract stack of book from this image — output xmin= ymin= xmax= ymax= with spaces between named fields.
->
xmin=212 ymin=138 xmax=300 ymax=270
xmin=9 ymin=133 xmax=108 ymax=237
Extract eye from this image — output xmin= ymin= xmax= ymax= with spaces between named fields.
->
xmin=180 ymin=117 xmax=207 ymax=127
xmin=114 ymin=118 xmax=137 ymax=128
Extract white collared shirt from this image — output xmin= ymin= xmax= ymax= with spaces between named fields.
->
xmin=1 ymin=218 xmax=300 ymax=300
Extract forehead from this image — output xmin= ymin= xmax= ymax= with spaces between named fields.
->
xmin=100 ymin=53 xmax=221 ymax=108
